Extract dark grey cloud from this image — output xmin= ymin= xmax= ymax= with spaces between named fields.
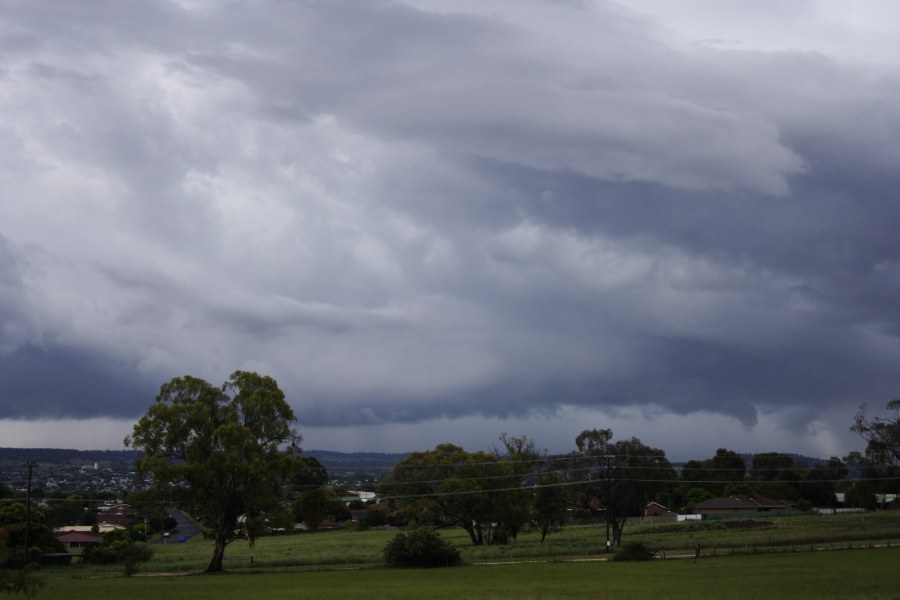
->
xmin=1 ymin=0 xmax=898 ymax=457
xmin=0 ymin=343 xmax=155 ymax=419
xmin=0 ymin=235 xmax=32 ymax=354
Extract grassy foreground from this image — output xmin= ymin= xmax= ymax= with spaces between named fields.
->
xmin=39 ymin=548 xmax=900 ymax=599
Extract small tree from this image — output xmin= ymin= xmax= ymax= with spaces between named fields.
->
xmin=383 ymin=530 xmax=461 ymax=567
xmin=843 ymin=482 xmax=877 ymax=510
xmin=296 ymin=487 xmax=328 ymax=531
xmin=493 ymin=434 xmax=543 ymax=543
xmin=800 ymin=457 xmax=847 ymax=507
xmin=0 ymin=500 xmax=62 ymax=567
xmin=612 ymin=541 xmax=655 ymax=562
xmin=0 ymin=531 xmax=42 ymax=597
xmin=84 ymin=529 xmax=154 ymax=576
xmin=362 ymin=509 xmax=389 ymax=528
xmin=532 ymin=475 xmax=567 ymax=542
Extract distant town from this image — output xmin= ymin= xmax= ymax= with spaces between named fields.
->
xmin=0 ymin=447 xmax=407 ymax=495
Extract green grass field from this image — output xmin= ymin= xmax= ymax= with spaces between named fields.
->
xmin=39 ymin=512 xmax=900 ymax=600
xmin=52 ymin=510 xmax=900 ymax=574
xmin=33 ymin=511 xmax=900 ymax=598
xmin=38 ymin=548 xmax=900 ymax=599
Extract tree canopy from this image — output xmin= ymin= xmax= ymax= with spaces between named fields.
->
xmin=853 ymin=399 xmax=900 ymax=467
xmin=0 ymin=500 xmax=60 ymax=567
xmin=380 ymin=443 xmax=523 ymax=546
xmin=125 ymin=371 xmax=301 ymax=572
xmin=679 ymin=448 xmax=746 ymax=496
xmin=848 ymin=400 xmax=900 ymax=507
xmin=569 ymin=429 xmax=676 ymax=548
xmin=1 ymin=500 xmax=51 ymax=597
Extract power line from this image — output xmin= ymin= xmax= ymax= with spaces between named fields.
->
xmin=377 ymin=474 xmax=900 ymax=502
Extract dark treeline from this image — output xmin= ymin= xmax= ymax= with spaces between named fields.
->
xmin=375 ymin=400 xmax=900 ymax=548
xmin=375 ymin=431 xmax=882 ymax=549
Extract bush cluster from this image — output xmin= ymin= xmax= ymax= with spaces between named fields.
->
xmin=612 ymin=541 xmax=655 ymax=562
xmin=383 ymin=530 xmax=461 ymax=568
xmin=82 ymin=530 xmax=154 ymax=576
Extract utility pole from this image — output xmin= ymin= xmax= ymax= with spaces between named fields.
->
xmin=605 ymin=454 xmax=611 ymax=553
xmin=23 ymin=461 xmax=36 ymax=564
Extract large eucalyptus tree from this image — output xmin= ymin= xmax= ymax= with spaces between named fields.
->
xmin=126 ymin=371 xmax=299 ymax=572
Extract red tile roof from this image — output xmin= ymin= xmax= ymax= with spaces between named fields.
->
xmin=56 ymin=531 xmax=103 ymax=544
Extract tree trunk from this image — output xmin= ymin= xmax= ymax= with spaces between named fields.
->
xmin=612 ymin=518 xmax=626 ymax=547
xmin=206 ymin=532 xmax=228 ymax=572
xmin=462 ymin=523 xmax=480 ymax=546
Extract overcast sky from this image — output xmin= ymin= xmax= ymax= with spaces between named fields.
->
xmin=1 ymin=0 xmax=898 ymax=460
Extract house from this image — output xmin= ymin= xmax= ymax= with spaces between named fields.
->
xmin=732 ymin=494 xmax=794 ymax=512
xmin=690 ymin=495 xmax=795 ymax=516
xmin=644 ymin=501 xmax=669 ymax=518
xmin=54 ymin=524 xmax=124 ymax=534
xmin=349 ymin=491 xmax=377 ymax=502
xmin=349 ymin=509 xmax=369 ymax=523
xmin=876 ymin=493 xmax=898 ymax=509
xmin=55 ymin=530 xmax=103 ymax=550
xmin=689 ymin=497 xmax=759 ymax=516
xmin=96 ymin=503 xmax=138 ymax=529
xmin=574 ymin=497 xmax=604 ymax=514
xmin=641 ymin=502 xmax=678 ymax=523
xmin=350 ymin=501 xmax=392 ymax=524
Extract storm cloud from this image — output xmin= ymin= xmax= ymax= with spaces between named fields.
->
xmin=1 ymin=0 xmax=898 ymax=457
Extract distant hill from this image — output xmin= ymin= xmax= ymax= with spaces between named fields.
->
xmin=0 ymin=447 xmax=140 ymax=468
xmin=738 ymin=452 xmax=830 ymax=468
xmin=0 ymin=447 xmax=408 ymax=482
xmin=669 ymin=452 xmax=829 ymax=470
xmin=304 ymin=449 xmax=408 ymax=465
xmin=1 ymin=447 xmax=829 ymax=478
xmin=303 ymin=449 xmax=408 ymax=481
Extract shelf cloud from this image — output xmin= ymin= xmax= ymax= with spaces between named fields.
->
xmin=1 ymin=0 xmax=898 ymax=458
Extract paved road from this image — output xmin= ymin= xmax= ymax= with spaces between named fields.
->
xmin=152 ymin=507 xmax=203 ymax=544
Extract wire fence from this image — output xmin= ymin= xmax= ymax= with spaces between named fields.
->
xmin=658 ymin=537 xmax=896 ymax=560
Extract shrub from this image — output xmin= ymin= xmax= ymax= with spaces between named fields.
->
xmin=120 ymin=543 xmax=153 ymax=577
xmin=363 ymin=509 xmax=389 ymax=528
xmin=612 ymin=541 xmax=655 ymax=562
xmin=383 ymin=530 xmax=461 ymax=568
xmin=83 ymin=535 xmax=154 ymax=575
